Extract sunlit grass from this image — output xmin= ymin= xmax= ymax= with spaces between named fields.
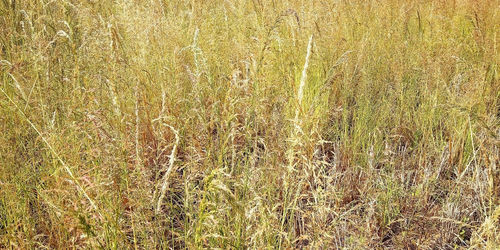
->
xmin=1 ymin=0 xmax=498 ymax=248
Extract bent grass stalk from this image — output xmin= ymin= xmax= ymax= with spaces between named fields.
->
xmin=154 ymin=120 xmax=180 ymax=214
xmin=1 ymin=87 xmax=102 ymax=219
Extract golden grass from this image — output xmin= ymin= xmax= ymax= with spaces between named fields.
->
xmin=0 ymin=0 xmax=499 ymax=248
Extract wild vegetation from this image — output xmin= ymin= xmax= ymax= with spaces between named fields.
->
xmin=0 ymin=0 xmax=499 ymax=248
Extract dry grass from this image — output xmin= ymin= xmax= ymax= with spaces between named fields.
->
xmin=0 ymin=0 xmax=499 ymax=249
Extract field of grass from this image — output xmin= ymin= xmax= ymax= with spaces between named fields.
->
xmin=0 ymin=0 xmax=499 ymax=248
